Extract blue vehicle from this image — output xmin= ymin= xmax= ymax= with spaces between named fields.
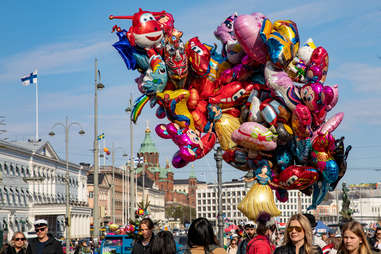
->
xmin=100 ymin=235 xmax=134 ymax=254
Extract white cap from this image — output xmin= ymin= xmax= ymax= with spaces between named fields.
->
xmin=34 ymin=219 xmax=48 ymax=227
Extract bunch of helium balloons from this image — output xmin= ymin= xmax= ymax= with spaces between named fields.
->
xmin=109 ymin=9 xmax=351 ymax=220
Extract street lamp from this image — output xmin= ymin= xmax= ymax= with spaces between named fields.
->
xmin=214 ymin=146 xmax=224 ymax=247
xmin=93 ymin=58 xmax=105 ymax=247
xmin=125 ymin=95 xmax=136 ymax=220
xmin=49 ymin=116 xmax=85 ymax=253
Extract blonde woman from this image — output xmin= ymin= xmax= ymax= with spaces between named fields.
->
xmin=7 ymin=232 xmax=27 ymax=254
xmin=274 ymin=214 xmax=322 ymax=254
xmin=337 ymin=221 xmax=372 ymax=254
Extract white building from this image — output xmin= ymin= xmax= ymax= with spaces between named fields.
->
xmin=314 ymin=183 xmax=381 ymax=226
xmin=0 ymin=140 xmax=91 ymax=240
xmin=196 ymin=179 xmax=314 ymax=226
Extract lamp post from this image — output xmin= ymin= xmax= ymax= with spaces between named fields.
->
xmin=214 ymin=146 xmax=224 ymax=246
xmin=125 ymin=95 xmax=135 ymax=220
xmin=93 ymin=58 xmax=104 ymax=247
xmin=49 ymin=117 xmax=85 ymax=253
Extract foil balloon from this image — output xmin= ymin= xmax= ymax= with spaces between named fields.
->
xmin=141 ymin=54 xmax=168 ymax=95
xmin=264 ymin=61 xmax=302 ymax=111
xmin=214 ymin=12 xmax=245 ymax=64
xmin=156 ymin=89 xmax=195 ymax=130
xmin=109 ymin=224 xmax=119 ymax=231
xmin=209 ymin=81 xmax=254 ymax=108
xmin=291 ymin=104 xmax=312 ymax=139
xmin=185 ymin=37 xmax=211 ymax=76
xmin=164 ymin=33 xmax=188 ymax=89
xmin=232 ymin=122 xmax=277 ymax=151
xmin=234 ymin=13 xmax=268 ymax=64
xmin=238 ymin=162 xmax=281 ymax=220
xmin=273 ymin=165 xmax=319 ymax=190
xmin=155 ymin=123 xmax=216 ymax=168
xmin=330 ymin=137 xmax=352 ymax=190
xmin=311 ymin=132 xmax=338 ymax=183
xmin=306 ymin=46 xmax=329 ymax=84
xmin=214 ymin=113 xmax=241 ymax=151
xmin=300 ymin=82 xmax=334 ymax=127
xmin=109 ymin=9 xmax=164 ymax=50
xmin=260 ymin=19 xmax=300 ymax=68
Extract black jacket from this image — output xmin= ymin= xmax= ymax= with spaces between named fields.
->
xmin=6 ymin=247 xmax=26 ymax=254
xmin=274 ymin=243 xmax=323 ymax=254
xmin=26 ymin=234 xmax=63 ymax=254
xmin=132 ymin=234 xmax=155 ymax=254
xmin=237 ymin=238 xmax=251 ymax=254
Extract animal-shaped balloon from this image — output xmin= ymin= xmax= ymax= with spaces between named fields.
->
xmin=155 ymin=123 xmax=216 ymax=168
xmin=140 ymin=54 xmax=168 ymax=95
xmin=209 ymin=81 xmax=254 ymax=108
xmin=214 ymin=12 xmax=245 ymax=64
xmin=185 ymin=37 xmax=211 ymax=76
xmin=109 ymin=9 xmax=164 ymax=50
xmin=234 ymin=12 xmax=268 ymax=64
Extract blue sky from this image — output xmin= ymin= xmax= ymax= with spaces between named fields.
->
xmin=1 ymin=0 xmax=381 ymax=184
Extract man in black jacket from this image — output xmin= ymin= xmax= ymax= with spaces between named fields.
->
xmin=237 ymin=222 xmax=256 ymax=254
xmin=26 ymin=219 xmax=63 ymax=254
xmin=132 ymin=218 xmax=155 ymax=254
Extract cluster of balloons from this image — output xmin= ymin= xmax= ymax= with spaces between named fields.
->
xmin=109 ymin=9 xmax=351 ymax=218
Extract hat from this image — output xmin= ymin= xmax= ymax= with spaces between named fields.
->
xmin=335 ymin=234 xmax=342 ymax=238
xmin=244 ymin=222 xmax=256 ymax=229
xmin=34 ymin=219 xmax=48 ymax=227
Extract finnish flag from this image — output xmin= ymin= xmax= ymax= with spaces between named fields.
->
xmin=20 ymin=70 xmax=38 ymax=86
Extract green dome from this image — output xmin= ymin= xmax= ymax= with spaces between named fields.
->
xmin=139 ymin=127 xmax=158 ymax=154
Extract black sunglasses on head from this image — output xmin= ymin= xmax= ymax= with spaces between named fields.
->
xmin=15 ymin=238 xmax=26 ymax=241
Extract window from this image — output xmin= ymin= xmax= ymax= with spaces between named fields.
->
xmin=203 ymin=193 xmax=206 ymax=198
xmin=198 ymin=207 xmax=201 ymax=211
xmin=207 ymin=193 xmax=211 ymax=197
xmin=198 ymin=200 xmax=201 ymax=205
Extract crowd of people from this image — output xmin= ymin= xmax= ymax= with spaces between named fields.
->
xmin=0 ymin=215 xmax=380 ymax=254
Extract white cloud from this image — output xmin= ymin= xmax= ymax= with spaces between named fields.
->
xmin=330 ymin=63 xmax=381 ymax=92
xmin=0 ymin=39 xmax=112 ymax=83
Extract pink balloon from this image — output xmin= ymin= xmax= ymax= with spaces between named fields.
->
xmin=234 ymin=13 xmax=268 ymax=64
xmin=232 ymin=122 xmax=277 ymax=151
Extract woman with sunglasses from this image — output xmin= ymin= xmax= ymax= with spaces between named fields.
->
xmin=7 ymin=232 xmax=27 ymax=254
xmin=337 ymin=221 xmax=372 ymax=254
xmin=274 ymin=214 xmax=322 ymax=254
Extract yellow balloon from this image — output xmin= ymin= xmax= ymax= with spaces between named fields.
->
xmin=214 ymin=113 xmax=240 ymax=151
xmin=157 ymin=89 xmax=195 ymax=130
xmin=238 ymin=183 xmax=281 ymax=221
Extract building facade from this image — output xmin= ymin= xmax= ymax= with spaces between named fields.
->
xmin=196 ymin=179 xmax=314 ymax=226
xmin=313 ymin=183 xmax=381 ymax=225
xmin=0 ymin=140 xmax=91 ymax=240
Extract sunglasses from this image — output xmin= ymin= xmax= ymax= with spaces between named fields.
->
xmin=15 ymin=238 xmax=26 ymax=241
xmin=35 ymin=227 xmax=46 ymax=232
xmin=287 ymin=226 xmax=303 ymax=233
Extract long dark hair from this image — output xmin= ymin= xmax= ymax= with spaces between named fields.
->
xmin=152 ymin=231 xmax=176 ymax=254
xmin=188 ymin=218 xmax=219 ymax=251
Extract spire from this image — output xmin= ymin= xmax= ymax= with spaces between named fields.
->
xmin=139 ymin=121 xmax=158 ymax=153
xmin=189 ymin=163 xmax=196 ymax=178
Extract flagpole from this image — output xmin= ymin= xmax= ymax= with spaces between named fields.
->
xmin=35 ymin=71 xmax=39 ymax=141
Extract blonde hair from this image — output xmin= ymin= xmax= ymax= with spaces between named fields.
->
xmin=11 ymin=231 xmax=27 ymax=249
xmin=283 ymin=214 xmax=317 ymax=254
xmin=338 ymin=221 xmax=372 ymax=254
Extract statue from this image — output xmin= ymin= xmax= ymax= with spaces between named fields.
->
xmin=339 ymin=182 xmax=353 ymax=224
